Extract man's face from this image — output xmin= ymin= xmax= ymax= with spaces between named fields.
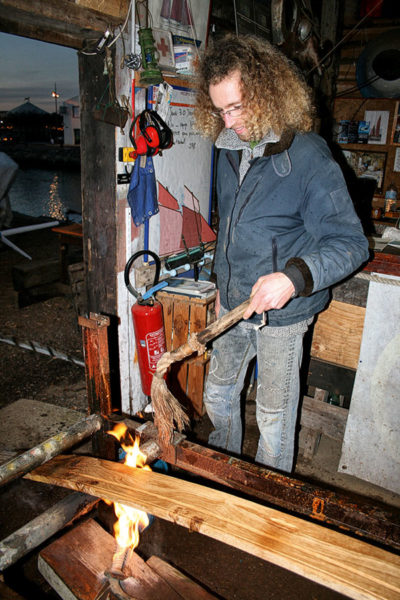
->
xmin=209 ymin=70 xmax=250 ymax=141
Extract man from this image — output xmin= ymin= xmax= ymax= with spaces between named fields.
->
xmin=194 ymin=34 xmax=369 ymax=473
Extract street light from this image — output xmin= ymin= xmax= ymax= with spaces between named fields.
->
xmin=51 ymin=83 xmax=60 ymax=113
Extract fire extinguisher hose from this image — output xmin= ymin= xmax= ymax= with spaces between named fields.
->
xmin=124 ymin=250 xmax=165 ymax=302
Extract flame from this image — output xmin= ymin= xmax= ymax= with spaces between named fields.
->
xmin=107 ymin=424 xmax=151 ymax=551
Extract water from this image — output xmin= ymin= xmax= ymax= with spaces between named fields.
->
xmin=9 ymin=167 xmax=81 ymax=220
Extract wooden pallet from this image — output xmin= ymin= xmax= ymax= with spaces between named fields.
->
xmin=156 ymin=290 xmax=217 ymax=417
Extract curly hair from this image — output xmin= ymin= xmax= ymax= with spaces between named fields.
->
xmin=194 ymin=34 xmax=314 ymax=141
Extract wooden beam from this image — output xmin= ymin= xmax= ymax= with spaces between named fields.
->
xmin=74 ymin=0 xmax=129 ymax=20
xmin=0 ymin=0 xmax=126 ymax=48
xmin=79 ymin=50 xmax=117 ymax=316
xmin=301 ymin=395 xmax=347 ymax=440
xmin=26 ymin=455 xmax=400 ymax=600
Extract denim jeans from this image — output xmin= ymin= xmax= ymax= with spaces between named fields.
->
xmin=204 ymin=311 xmax=312 ymax=473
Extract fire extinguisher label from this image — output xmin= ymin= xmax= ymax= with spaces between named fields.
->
xmin=145 ymin=327 xmax=166 ymax=370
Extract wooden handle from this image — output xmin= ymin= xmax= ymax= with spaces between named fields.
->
xmin=153 ymin=298 xmax=251 ymax=377
xmin=197 ymin=298 xmax=251 ymax=345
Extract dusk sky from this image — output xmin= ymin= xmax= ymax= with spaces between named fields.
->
xmin=0 ymin=32 xmax=79 ymax=113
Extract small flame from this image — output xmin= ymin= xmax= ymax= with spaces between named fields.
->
xmin=107 ymin=424 xmax=151 ymax=552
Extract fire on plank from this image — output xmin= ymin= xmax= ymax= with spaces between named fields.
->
xmin=106 ymin=423 xmax=151 ymax=576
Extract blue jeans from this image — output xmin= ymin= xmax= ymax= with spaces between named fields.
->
xmin=204 ymin=311 xmax=312 ymax=473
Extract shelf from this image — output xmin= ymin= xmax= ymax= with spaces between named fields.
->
xmin=338 ymin=143 xmax=388 ymax=151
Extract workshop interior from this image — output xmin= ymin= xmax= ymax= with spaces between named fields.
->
xmin=1 ymin=1 xmax=400 ymax=599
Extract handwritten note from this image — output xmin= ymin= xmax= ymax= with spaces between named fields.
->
xmin=170 ymin=106 xmax=199 ymax=150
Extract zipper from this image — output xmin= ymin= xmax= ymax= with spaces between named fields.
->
xmin=224 ymin=151 xmax=264 ymax=308
xmin=272 ymin=236 xmax=278 ymax=273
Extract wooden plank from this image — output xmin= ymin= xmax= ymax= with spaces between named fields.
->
xmin=311 ymin=300 xmax=365 ymax=369
xmin=146 ymin=555 xmax=217 ymax=600
xmin=38 ymin=518 xmax=206 ymax=600
xmin=39 ymin=518 xmax=115 ymax=600
xmin=160 ymin=295 xmax=174 ymax=352
xmin=301 ymin=396 xmax=348 ymax=441
xmin=121 ymin=554 xmax=184 ymax=600
xmin=27 ymin=455 xmax=400 ymax=600
xmin=171 ymin=299 xmax=190 ymax=398
xmin=187 ymin=302 xmax=208 ymax=416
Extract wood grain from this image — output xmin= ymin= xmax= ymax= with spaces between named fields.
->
xmin=311 ymin=300 xmax=365 ymax=369
xmin=39 ymin=518 xmax=183 ymax=600
xmin=27 ymin=455 xmax=400 ymax=600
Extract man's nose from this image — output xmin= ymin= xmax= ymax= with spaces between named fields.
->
xmin=222 ymin=112 xmax=235 ymax=126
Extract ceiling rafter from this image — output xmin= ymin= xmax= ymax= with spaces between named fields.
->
xmin=0 ymin=0 xmax=130 ymax=48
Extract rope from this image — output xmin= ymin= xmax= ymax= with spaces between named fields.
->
xmin=354 ymin=272 xmax=400 ymax=286
xmin=155 ymin=333 xmax=206 ymax=376
xmin=0 ymin=335 xmax=84 ymax=367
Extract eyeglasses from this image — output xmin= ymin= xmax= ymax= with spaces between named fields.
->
xmin=211 ymin=104 xmax=243 ymax=119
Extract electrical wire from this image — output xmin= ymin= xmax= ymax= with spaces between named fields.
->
xmin=107 ymin=0 xmax=133 ymax=48
xmin=79 ymin=0 xmax=133 ymax=56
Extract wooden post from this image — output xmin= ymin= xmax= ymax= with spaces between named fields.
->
xmin=78 ymin=50 xmax=117 ymax=317
xmin=79 ymin=313 xmax=115 ymax=459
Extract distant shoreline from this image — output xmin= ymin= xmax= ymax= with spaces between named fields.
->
xmin=0 ymin=143 xmax=80 ymax=170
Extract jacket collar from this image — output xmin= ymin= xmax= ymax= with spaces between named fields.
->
xmin=215 ymin=127 xmax=295 ymax=156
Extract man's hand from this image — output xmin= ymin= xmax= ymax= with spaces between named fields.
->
xmin=243 ymin=273 xmax=295 ymax=320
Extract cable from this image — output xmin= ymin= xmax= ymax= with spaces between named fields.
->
xmin=79 ymin=0 xmax=133 ymax=56
xmin=107 ymin=0 xmax=133 ymax=48
xmin=0 ymin=335 xmax=85 ymax=367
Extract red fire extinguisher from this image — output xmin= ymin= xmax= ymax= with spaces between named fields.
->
xmin=124 ymin=250 xmax=168 ymax=396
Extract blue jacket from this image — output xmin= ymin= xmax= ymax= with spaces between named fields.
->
xmin=214 ymin=131 xmax=370 ymax=326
